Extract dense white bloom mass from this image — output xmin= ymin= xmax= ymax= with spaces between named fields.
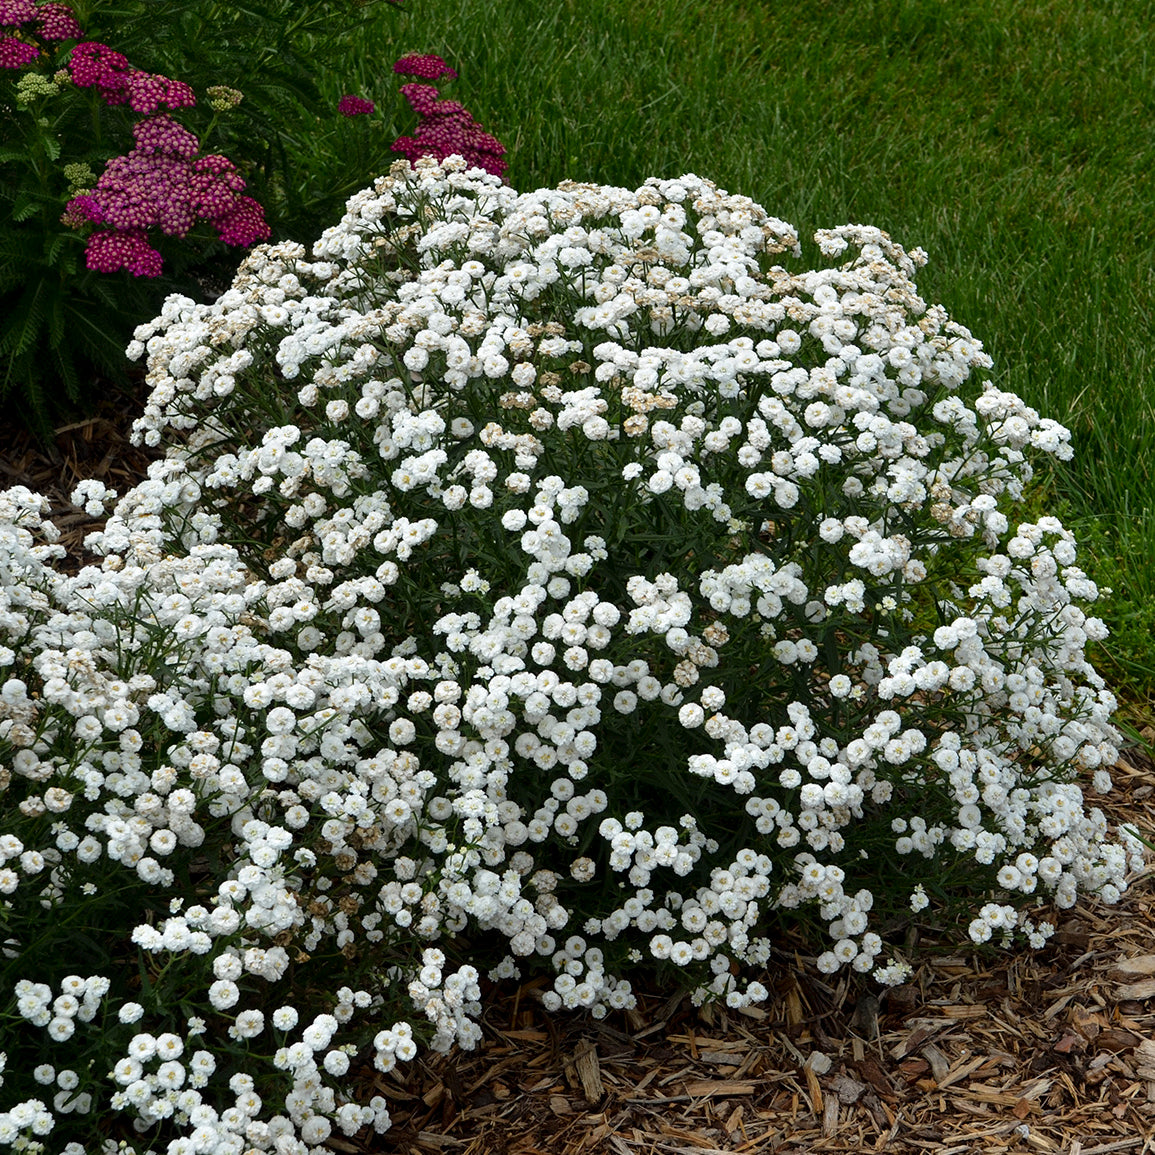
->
xmin=0 ymin=158 xmax=1140 ymax=1151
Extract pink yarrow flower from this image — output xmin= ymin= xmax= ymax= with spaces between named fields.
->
xmin=393 ymin=53 xmax=457 ymax=81
xmin=212 ymin=196 xmax=269 ymax=246
xmin=68 ymin=40 xmax=137 ymax=103
xmin=393 ymin=82 xmax=506 ymax=178
xmin=35 ymin=1 xmax=81 ymax=40
xmin=84 ymin=228 xmax=163 ymax=277
xmin=131 ymin=112 xmax=199 ymax=158
xmin=125 ymin=70 xmax=196 ymax=114
xmin=0 ymin=0 xmax=37 ymax=27
xmin=338 ymin=94 xmax=374 ymax=117
xmin=62 ymin=193 xmax=103 ymax=224
xmin=70 ymin=42 xmax=195 ymax=111
xmin=398 ymin=82 xmax=439 ymax=116
xmin=0 ymin=33 xmax=38 ymax=65
xmin=9 ymin=4 xmax=269 ymax=272
xmin=67 ymin=112 xmax=270 ymax=274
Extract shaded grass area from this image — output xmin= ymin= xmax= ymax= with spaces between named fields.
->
xmin=341 ymin=0 xmax=1155 ymax=707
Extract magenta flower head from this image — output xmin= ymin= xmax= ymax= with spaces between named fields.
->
xmin=126 ymin=70 xmax=196 ymax=114
xmin=0 ymin=34 xmax=39 ymax=66
xmin=85 ymin=228 xmax=163 ymax=277
xmin=71 ymin=106 xmax=270 ymax=276
xmin=337 ymin=94 xmax=375 ymax=117
xmin=68 ymin=41 xmax=132 ymax=100
xmin=132 ymin=113 xmax=199 ymax=159
xmin=191 ymin=154 xmax=247 ymax=219
xmin=212 ymin=196 xmax=270 ymax=247
xmin=35 ymin=1 xmax=82 ymax=40
xmin=70 ymin=42 xmax=196 ymax=112
xmin=393 ymin=53 xmax=457 ymax=81
xmin=398 ymin=82 xmax=439 ymax=116
xmin=0 ymin=0 xmax=37 ymax=28
xmin=393 ymin=83 xmax=507 ymax=179
xmin=62 ymin=192 xmax=104 ymax=225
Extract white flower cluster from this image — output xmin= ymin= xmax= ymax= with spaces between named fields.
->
xmin=403 ymin=948 xmax=483 ymax=1052
xmin=12 ymin=976 xmax=109 ymax=1044
xmin=0 ymin=158 xmax=1142 ymax=1152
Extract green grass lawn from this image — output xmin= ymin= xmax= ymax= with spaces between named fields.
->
xmin=338 ymin=0 xmax=1155 ymax=716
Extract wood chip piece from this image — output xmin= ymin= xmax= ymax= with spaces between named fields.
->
xmin=822 ymin=1092 xmax=839 ymax=1137
xmin=1097 ymin=1027 xmax=1140 ymax=1052
xmin=723 ymin=1104 xmax=744 ymax=1135
xmin=936 ymin=1053 xmax=987 ymax=1090
xmin=851 ymin=1054 xmax=897 ymax=1101
xmin=804 ymin=1063 xmax=824 ymax=1112
xmin=937 ymin=1004 xmax=988 ymax=1020
xmin=1108 ymin=954 xmax=1155 ymax=979
xmin=568 ymin=1039 xmax=604 ymax=1102
xmin=682 ymin=1080 xmax=757 ymax=1098
xmin=920 ymin=1043 xmax=951 ymax=1083
xmin=830 ymin=1073 xmax=867 ymax=1105
xmin=1115 ymin=978 xmax=1155 ymax=1001
xmin=415 ymin=1133 xmax=466 ymax=1149
xmin=849 ymin=994 xmax=880 ymax=1040
xmin=890 ymin=1018 xmax=949 ymax=1058
xmin=1134 ymin=1038 xmax=1155 ymax=1079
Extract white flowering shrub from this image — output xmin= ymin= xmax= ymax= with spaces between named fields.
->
xmin=0 ymin=156 xmax=1143 ymax=1151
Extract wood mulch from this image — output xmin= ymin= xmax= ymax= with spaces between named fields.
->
xmin=3 ymin=396 xmax=1155 ymax=1155
xmin=0 ymin=381 xmax=163 ymax=567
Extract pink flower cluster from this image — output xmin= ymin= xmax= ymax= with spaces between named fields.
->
xmin=337 ymin=93 xmax=375 ymax=117
xmin=84 ymin=228 xmax=163 ymax=277
xmin=0 ymin=0 xmax=271 ymax=276
xmin=32 ymin=0 xmax=78 ymax=39
xmin=0 ymin=35 xmax=38 ymax=66
xmin=0 ymin=0 xmax=37 ymax=22
xmin=0 ymin=0 xmax=80 ymax=41
xmin=1 ymin=0 xmax=81 ymax=65
xmin=390 ymin=56 xmax=506 ymax=179
xmin=393 ymin=81 xmax=507 ymax=179
xmin=393 ymin=53 xmax=457 ymax=81
xmin=66 ymin=113 xmax=270 ymax=276
xmin=69 ymin=40 xmax=195 ymax=112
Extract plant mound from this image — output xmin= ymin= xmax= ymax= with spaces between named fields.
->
xmin=0 ymin=157 xmax=1141 ymax=1151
